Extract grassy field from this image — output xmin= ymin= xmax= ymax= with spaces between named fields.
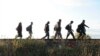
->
xmin=0 ymin=39 xmax=100 ymax=56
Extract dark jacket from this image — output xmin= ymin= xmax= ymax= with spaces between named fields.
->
xmin=44 ymin=24 xmax=49 ymax=32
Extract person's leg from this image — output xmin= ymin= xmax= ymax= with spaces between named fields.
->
xmin=80 ymin=30 xmax=86 ymax=39
xmin=28 ymin=33 xmax=31 ymax=39
xmin=82 ymin=31 xmax=86 ymax=39
xmin=54 ymin=31 xmax=58 ymax=39
xmin=42 ymin=35 xmax=46 ymax=39
xmin=18 ymin=32 xmax=20 ymax=36
xmin=57 ymin=31 xmax=60 ymax=39
xmin=59 ymin=31 xmax=62 ymax=39
xmin=78 ymin=32 xmax=82 ymax=39
xmin=30 ymin=32 xmax=32 ymax=37
xmin=83 ymin=31 xmax=86 ymax=35
xmin=66 ymin=31 xmax=70 ymax=39
xmin=19 ymin=32 xmax=22 ymax=39
xmin=70 ymin=31 xmax=75 ymax=39
xmin=27 ymin=32 xmax=32 ymax=39
xmin=20 ymin=32 xmax=22 ymax=39
xmin=47 ymin=31 xmax=49 ymax=39
xmin=42 ymin=32 xmax=47 ymax=39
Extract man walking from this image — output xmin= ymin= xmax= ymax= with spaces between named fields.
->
xmin=15 ymin=22 xmax=22 ymax=39
xmin=54 ymin=19 xmax=62 ymax=39
xmin=65 ymin=21 xmax=75 ymax=39
xmin=26 ymin=22 xmax=33 ymax=39
xmin=76 ymin=20 xmax=89 ymax=39
xmin=42 ymin=21 xmax=50 ymax=39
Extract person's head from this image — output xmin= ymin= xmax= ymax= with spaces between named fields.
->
xmin=82 ymin=20 xmax=85 ymax=24
xmin=19 ymin=22 xmax=22 ymax=25
xmin=31 ymin=22 xmax=33 ymax=25
xmin=59 ymin=19 xmax=61 ymax=22
xmin=47 ymin=21 xmax=50 ymax=24
xmin=70 ymin=21 xmax=73 ymax=24
xmin=58 ymin=19 xmax=61 ymax=25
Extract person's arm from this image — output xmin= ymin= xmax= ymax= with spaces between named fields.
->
xmin=84 ymin=24 xmax=89 ymax=28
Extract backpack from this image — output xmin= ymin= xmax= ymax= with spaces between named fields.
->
xmin=65 ymin=24 xmax=70 ymax=30
xmin=76 ymin=25 xmax=81 ymax=32
xmin=26 ymin=26 xmax=30 ymax=31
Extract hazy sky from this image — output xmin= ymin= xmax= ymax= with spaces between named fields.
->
xmin=1 ymin=0 xmax=100 ymax=39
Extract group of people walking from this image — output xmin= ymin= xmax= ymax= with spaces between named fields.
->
xmin=65 ymin=20 xmax=89 ymax=39
xmin=16 ymin=19 xmax=89 ymax=39
xmin=15 ymin=22 xmax=33 ymax=39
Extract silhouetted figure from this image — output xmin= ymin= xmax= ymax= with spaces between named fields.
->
xmin=77 ymin=20 xmax=89 ymax=39
xmin=54 ymin=19 xmax=62 ymax=39
xmin=15 ymin=22 xmax=22 ymax=39
xmin=26 ymin=22 xmax=33 ymax=39
xmin=42 ymin=21 xmax=50 ymax=39
xmin=65 ymin=21 xmax=75 ymax=39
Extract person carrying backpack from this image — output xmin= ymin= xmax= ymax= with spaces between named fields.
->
xmin=42 ymin=21 xmax=50 ymax=39
xmin=54 ymin=23 xmax=58 ymax=31
xmin=65 ymin=21 xmax=75 ymax=39
xmin=54 ymin=19 xmax=62 ymax=39
xmin=26 ymin=22 xmax=33 ymax=39
xmin=76 ymin=20 xmax=89 ymax=39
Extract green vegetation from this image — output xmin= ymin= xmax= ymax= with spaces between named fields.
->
xmin=0 ymin=39 xmax=99 ymax=56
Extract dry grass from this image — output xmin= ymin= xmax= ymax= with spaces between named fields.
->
xmin=0 ymin=39 xmax=99 ymax=56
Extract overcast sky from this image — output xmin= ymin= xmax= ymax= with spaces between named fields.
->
xmin=0 ymin=0 xmax=100 ymax=39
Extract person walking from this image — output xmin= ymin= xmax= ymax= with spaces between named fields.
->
xmin=76 ymin=20 xmax=89 ymax=39
xmin=26 ymin=22 xmax=33 ymax=39
xmin=15 ymin=22 xmax=22 ymax=39
xmin=54 ymin=19 xmax=62 ymax=39
xmin=42 ymin=21 xmax=50 ymax=39
xmin=65 ymin=21 xmax=75 ymax=39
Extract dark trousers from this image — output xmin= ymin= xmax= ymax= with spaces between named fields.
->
xmin=42 ymin=31 xmax=49 ymax=39
xmin=78 ymin=31 xmax=86 ymax=39
xmin=54 ymin=31 xmax=62 ymax=39
xmin=66 ymin=31 xmax=75 ymax=39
